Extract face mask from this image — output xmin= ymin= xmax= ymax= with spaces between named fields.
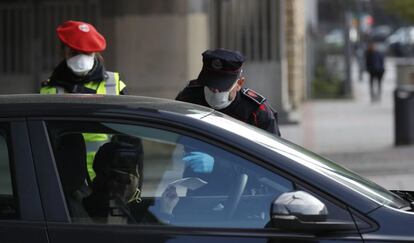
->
xmin=204 ymin=80 xmax=239 ymax=110
xmin=204 ymin=87 xmax=232 ymax=109
xmin=126 ymin=173 xmax=141 ymax=203
xmin=111 ymin=169 xmax=142 ymax=204
xmin=127 ymin=187 xmax=142 ymax=204
xmin=66 ymin=54 xmax=95 ymax=76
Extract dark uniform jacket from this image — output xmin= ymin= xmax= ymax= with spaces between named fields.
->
xmin=176 ymin=79 xmax=281 ymax=136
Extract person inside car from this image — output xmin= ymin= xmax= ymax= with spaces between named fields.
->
xmin=83 ymin=138 xmax=179 ymax=224
xmin=82 ymin=140 xmax=143 ymax=224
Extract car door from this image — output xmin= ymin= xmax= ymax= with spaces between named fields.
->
xmin=28 ymin=117 xmax=363 ymax=243
xmin=0 ymin=120 xmax=48 ymax=243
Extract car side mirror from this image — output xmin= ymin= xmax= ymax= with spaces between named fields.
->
xmin=270 ymin=191 xmax=355 ymax=233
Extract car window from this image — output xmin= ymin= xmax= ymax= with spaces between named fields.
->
xmin=0 ymin=126 xmax=18 ymax=219
xmin=297 ymin=185 xmax=358 ymax=224
xmin=46 ymin=121 xmax=294 ymax=228
xmin=202 ymin=112 xmax=409 ymax=209
xmin=139 ymin=134 xmax=294 ymax=228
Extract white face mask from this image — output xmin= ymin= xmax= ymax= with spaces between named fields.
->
xmin=66 ymin=54 xmax=95 ymax=76
xmin=204 ymin=86 xmax=233 ymax=110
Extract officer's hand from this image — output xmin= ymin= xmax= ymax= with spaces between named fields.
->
xmin=183 ymin=151 xmax=214 ymax=173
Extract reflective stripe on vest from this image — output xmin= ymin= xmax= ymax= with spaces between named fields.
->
xmin=56 ymin=87 xmax=65 ymax=94
xmin=85 ymin=141 xmax=106 ymax=154
xmin=89 ymin=71 xmax=119 ymax=95
xmin=105 ymin=72 xmax=118 ymax=95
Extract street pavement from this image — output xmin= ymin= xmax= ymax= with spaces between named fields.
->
xmin=280 ymin=57 xmax=414 ymax=190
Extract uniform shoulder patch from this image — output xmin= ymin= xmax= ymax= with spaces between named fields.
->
xmin=187 ymin=79 xmax=202 ymax=88
xmin=242 ymin=88 xmax=266 ymax=105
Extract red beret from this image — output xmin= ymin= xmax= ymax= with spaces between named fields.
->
xmin=57 ymin=20 xmax=106 ymax=53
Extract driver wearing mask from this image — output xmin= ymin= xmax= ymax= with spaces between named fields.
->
xmin=82 ymin=140 xmax=144 ymax=224
xmin=83 ymin=140 xmax=179 ymax=224
xmin=176 ymin=49 xmax=281 ymax=174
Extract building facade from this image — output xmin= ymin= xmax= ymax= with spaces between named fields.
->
xmin=0 ymin=0 xmax=316 ymax=122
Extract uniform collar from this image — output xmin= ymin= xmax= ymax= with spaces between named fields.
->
xmin=49 ymin=59 xmax=106 ymax=86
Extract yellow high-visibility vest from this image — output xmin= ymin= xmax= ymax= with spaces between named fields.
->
xmin=40 ymin=72 xmax=126 ymax=178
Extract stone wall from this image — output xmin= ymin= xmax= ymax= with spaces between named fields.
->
xmin=285 ymin=0 xmax=307 ymax=109
xmin=101 ymin=0 xmax=208 ymax=99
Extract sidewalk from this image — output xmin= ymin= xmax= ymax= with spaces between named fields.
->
xmin=280 ymin=58 xmax=414 ymax=190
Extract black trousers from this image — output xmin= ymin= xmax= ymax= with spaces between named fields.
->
xmin=369 ymin=70 xmax=384 ymax=101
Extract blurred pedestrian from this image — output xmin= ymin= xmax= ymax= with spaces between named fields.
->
xmin=176 ymin=48 xmax=281 ymax=136
xmin=365 ymin=42 xmax=385 ymax=102
xmin=40 ymin=20 xmax=128 ymax=179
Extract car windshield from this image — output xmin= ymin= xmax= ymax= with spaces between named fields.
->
xmin=202 ymin=112 xmax=409 ymax=209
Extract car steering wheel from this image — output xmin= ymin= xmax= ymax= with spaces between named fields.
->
xmin=226 ymin=173 xmax=248 ymax=220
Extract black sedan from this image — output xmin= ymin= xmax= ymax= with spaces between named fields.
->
xmin=1 ymin=94 xmax=413 ymax=243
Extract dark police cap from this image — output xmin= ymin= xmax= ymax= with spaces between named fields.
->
xmin=197 ymin=49 xmax=246 ymax=91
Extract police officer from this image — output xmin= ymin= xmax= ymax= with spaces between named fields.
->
xmin=40 ymin=20 xmax=127 ymax=95
xmin=40 ymin=20 xmax=127 ymax=178
xmin=176 ymin=49 xmax=281 ymax=180
xmin=176 ymin=48 xmax=281 ymax=136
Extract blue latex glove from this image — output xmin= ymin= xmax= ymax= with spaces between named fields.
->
xmin=183 ymin=151 xmax=214 ymax=173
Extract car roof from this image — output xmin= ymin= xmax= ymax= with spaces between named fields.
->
xmin=0 ymin=95 xmax=384 ymax=213
xmin=0 ymin=94 xmax=213 ymax=118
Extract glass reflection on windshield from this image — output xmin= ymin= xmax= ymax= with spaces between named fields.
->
xmin=201 ymin=112 xmax=408 ymax=209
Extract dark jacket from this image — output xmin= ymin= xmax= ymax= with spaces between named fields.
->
xmin=365 ymin=49 xmax=385 ymax=73
xmin=176 ymin=80 xmax=281 ymax=136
